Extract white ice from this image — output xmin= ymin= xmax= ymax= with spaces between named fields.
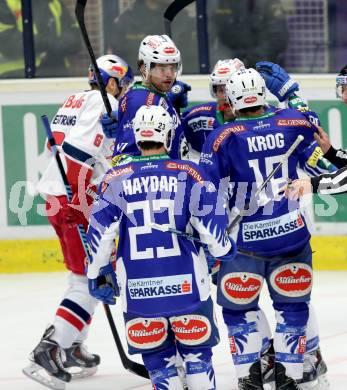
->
xmin=1 ymin=271 xmax=346 ymax=389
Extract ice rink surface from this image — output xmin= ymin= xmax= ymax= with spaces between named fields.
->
xmin=1 ymin=271 xmax=346 ymax=390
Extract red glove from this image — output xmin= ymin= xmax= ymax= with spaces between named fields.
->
xmin=63 ymin=184 xmax=97 ymax=227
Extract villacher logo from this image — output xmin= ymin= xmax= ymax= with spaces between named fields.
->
xmin=126 ymin=317 xmax=168 ymax=348
xmin=171 ymin=315 xmax=211 ymax=345
xmin=270 ymin=263 xmax=312 ymax=297
xmin=221 ymin=272 xmax=263 ymax=304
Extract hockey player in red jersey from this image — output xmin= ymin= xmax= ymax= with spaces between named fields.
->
xmin=23 ymin=55 xmax=133 ymax=390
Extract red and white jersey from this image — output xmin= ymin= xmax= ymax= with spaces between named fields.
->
xmin=37 ymin=90 xmax=117 ymax=197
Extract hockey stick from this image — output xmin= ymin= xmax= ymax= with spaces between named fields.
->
xmin=150 ymin=222 xmax=278 ymax=262
xmin=41 ymin=115 xmax=149 ymax=380
xmin=150 ymin=135 xmax=304 ymax=261
xmin=227 ymin=135 xmax=304 ymax=234
xmin=164 ymin=0 xmax=196 ymax=37
xmin=75 ymin=0 xmax=112 ymax=116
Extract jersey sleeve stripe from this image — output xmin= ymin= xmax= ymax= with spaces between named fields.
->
xmin=62 ymin=141 xmax=95 ymax=167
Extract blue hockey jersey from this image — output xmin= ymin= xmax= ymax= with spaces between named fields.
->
xmin=183 ymin=102 xmax=335 ymax=176
xmin=181 ymin=102 xmax=221 ymax=153
xmin=87 ymin=154 xmax=231 ymax=316
xmin=200 ymin=107 xmax=319 ymax=256
xmin=182 ymin=103 xmax=282 ymax=154
xmin=113 ymin=82 xmax=185 ymax=160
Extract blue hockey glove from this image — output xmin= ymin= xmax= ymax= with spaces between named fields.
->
xmin=167 ymin=80 xmax=191 ymax=109
xmin=88 ymin=263 xmax=119 ymax=305
xmin=256 ymin=61 xmax=299 ymax=102
xmin=100 ymin=110 xmax=118 ymax=139
xmin=203 ymin=236 xmax=237 ymax=273
xmin=202 ymin=245 xmax=218 ymax=273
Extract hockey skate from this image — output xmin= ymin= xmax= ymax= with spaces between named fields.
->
xmin=22 ymin=325 xmax=71 ymax=390
xmin=64 ymin=342 xmax=100 ymax=379
xmin=297 ymin=348 xmax=330 ymax=390
xmin=275 ymin=362 xmax=300 ymax=390
xmin=238 ymin=361 xmax=264 ymax=389
xmin=261 ymin=342 xmax=275 ymax=390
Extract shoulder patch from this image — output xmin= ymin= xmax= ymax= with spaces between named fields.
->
xmin=104 ymin=165 xmax=134 ymax=183
xmin=120 ymin=96 xmax=127 ymax=113
xmin=187 ymin=104 xmax=213 ymax=117
xmin=165 ymin=161 xmax=204 ymax=184
xmin=146 ymin=92 xmax=156 ymax=107
xmin=213 ymin=125 xmax=246 ymax=152
xmin=276 ymin=119 xmax=311 ymax=127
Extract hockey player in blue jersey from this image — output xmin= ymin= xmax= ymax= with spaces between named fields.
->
xmin=182 ymin=58 xmax=334 ymax=182
xmin=102 ymin=34 xmax=190 ymax=163
xmin=181 ymin=58 xmax=245 ymax=160
xmin=200 ymin=68 xmax=328 ymax=389
xmin=87 ymin=105 xmax=236 ymax=390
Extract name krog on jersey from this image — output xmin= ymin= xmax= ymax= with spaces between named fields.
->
xmin=201 ymin=107 xmax=320 ymax=256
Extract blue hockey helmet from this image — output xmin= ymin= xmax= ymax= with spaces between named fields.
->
xmin=88 ymin=54 xmax=134 ymax=89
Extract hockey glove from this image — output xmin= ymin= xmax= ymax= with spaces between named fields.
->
xmin=204 ymin=236 xmax=237 ymax=272
xmin=100 ymin=110 xmax=118 ymax=139
xmin=88 ymin=263 xmax=119 ymax=305
xmin=63 ymin=184 xmax=97 ymax=227
xmin=202 ymin=245 xmax=218 ymax=273
xmin=167 ymin=80 xmax=191 ymax=109
xmin=219 ymin=236 xmax=237 ymax=262
xmin=256 ymin=61 xmax=299 ymax=102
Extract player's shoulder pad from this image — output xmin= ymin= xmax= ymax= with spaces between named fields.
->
xmin=84 ymin=89 xmax=105 ymax=107
xmin=164 ymin=159 xmax=210 ymax=185
xmin=100 ymin=164 xmax=134 ymax=193
xmin=182 ymin=102 xmax=217 ymax=119
xmin=207 ymin=122 xmax=247 ymax=153
xmin=275 ymin=107 xmax=318 ymax=128
xmin=130 ymin=86 xmax=161 ymax=104
xmin=301 ymin=110 xmax=320 ymax=127
xmin=119 ymin=88 xmax=159 ymax=115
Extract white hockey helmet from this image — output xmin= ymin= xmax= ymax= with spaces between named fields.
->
xmin=138 ymin=35 xmax=182 ymax=79
xmin=225 ymin=68 xmax=266 ymax=111
xmin=133 ymin=105 xmax=174 ymax=151
xmin=336 ymin=64 xmax=347 ymax=99
xmin=88 ymin=54 xmax=134 ymax=88
xmin=209 ymin=58 xmax=245 ymax=98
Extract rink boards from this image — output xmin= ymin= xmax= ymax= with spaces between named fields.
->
xmin=0 ymin=76 xmax=346 ymax=272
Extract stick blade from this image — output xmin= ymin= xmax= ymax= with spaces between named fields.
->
xmin=126 ymin=362 xmax=150 ymax=379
